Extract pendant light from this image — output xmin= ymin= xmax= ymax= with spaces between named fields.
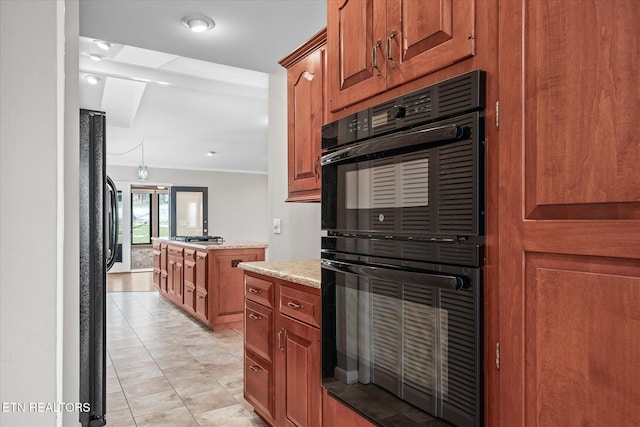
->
xmin=138 ymin=140 xmax=148 ymax=181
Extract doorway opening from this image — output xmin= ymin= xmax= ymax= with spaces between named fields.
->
xmin=130 ymin=185 xmax=169 ymax=270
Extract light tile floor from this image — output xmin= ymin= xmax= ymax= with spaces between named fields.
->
xmin=106 ymin=290 xmax=267 ymax=427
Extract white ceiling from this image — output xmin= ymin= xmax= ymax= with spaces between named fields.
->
xmin=79 ymin=0 xmax=327 ymax=174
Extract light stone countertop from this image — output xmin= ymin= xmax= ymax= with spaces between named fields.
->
xmin=237 ymin=259 xmax=321 ymax=289
xmin=153 ymin=237 xmax=268 ymax=250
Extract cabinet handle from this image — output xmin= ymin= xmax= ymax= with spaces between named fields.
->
xmin=313 ymin=156 xmax=320 ymax=179
xmin=249 ymin=365 xmax=262 ymax=373
xmin=287 ymin=301 xmax=303 ymax=310
xmin=249 ymin=313 xmax=261 ymax=321
xmin=277 ymin=328 xmax=285 ymax=352
xmin=386 ymin=29 xmax=396 ymax=63
xmin=372 ymin=39 xmax=382 ymax=76
xmin=248 ymin=287 xmax=261 ymax=294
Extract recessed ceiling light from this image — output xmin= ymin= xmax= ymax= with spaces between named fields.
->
xmin=94 ymin=39 xmax=112 ymax=50
xmin=181 ymin=14 xmax=215 ymax=33
xmin=206 ymin=151 xmax=216 ymax=156
xmin=88 ymin=53 xmax=103 ymax=62
xmin=85 ymin=75 xmax=101 ymax=85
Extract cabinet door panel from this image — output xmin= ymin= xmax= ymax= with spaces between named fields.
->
xmin=327 ymin=0 xmax=386 ymax=110
xmin=277 ymin=315 xmax=321 ymax=427
xmin=386 ymin=0 xmax=475 ymax=89
xmin=287 ymin=49 xmax=323 ymax=200
xmin=195 ymin=251 xmax=208 ymax=291
xmin=216 ymin=253 xmax=260 ymax=315
xmin=498 ymin=1 xmax=640 ymax=425
xmin=195 ymin=288 xmax=208 ymax=320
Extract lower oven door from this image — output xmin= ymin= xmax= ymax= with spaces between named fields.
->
xmin=321 ymin=255 xmax=482 ymax=427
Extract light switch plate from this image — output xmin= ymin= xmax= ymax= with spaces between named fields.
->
xmin=273 ymin=218 xmax=281 ymax=234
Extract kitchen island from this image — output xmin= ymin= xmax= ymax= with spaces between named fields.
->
xmin=238 ymin=259 xmax=321 ymax=427
xmin=152 ymin=238 xmax=267 ymax=331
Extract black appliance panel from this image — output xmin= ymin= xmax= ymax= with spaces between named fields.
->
xmin=321 ymin=254 xmax=482 ymax=427
xmin=322 ymin=112 xmax=484 ymax=241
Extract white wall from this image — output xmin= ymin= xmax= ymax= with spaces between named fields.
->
xmin=106 ymin=165 xmax=269 ymax=246
xmin=267 ymin=68 xmax=322 ymax=260
xmin=0 ymin=1 xmax=79 ymax=426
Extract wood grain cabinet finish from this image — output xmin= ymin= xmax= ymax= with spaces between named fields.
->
xmin=279 ymin=29 xmax=326 ymax=202
xmin=495 ymin=1 xmax=640 ymax=426
xmin=327 ymin=0 xmax=475 ymax=111
xmin=194 ymin=250 xmax=208 ymax=322
xmin=154 ymin=241 xmax=265 ymax=331
xmin=243 ymin=272 xmax=321 ymax=427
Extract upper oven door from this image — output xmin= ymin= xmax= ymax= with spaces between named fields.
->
xmin=321 ymin=112 xmax=484 ymax=240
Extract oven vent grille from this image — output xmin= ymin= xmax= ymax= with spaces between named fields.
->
xmin=438 ymin=73 xmax=477 ymax=117
xmin=437 ymin=140 xmax=475 ymax=234
xmin=440 ymin=289 xmax=478 ymax=421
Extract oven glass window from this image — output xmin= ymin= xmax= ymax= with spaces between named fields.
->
xmin=323 ymin=264 xmax=481 ymax=427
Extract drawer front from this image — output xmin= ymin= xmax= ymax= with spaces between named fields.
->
xmin=245 ymin=300 xmax=274 ymax=363
xmin=245 ymin=275 xmax=274 ymax=308
xmin=184 ymin=248 xmax=196 ymax=261
xmin=195 ymin=288 xmax=208 ymax=319
xmin=152 ymin=269 xmax=161 ymax=290
xmin=279 ymin=285 xmax=321 ymax=327
xmin=168 ymin=245 xmax=184 ymax=257
xmin=153 ymin=250 xmax=161 ymax=270
xmin=184 ymin=259 xmax=196 ymax=285
xmin=183 ymin=283 xmax=196 ymax=313
xmin=245 ymin=351 xmax=274 ymax=421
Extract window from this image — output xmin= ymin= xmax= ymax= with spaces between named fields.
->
xmin=131 ymin=186 xmax=169 ymax=244
xmin=170 ymin=186 xmax=208 ymax=237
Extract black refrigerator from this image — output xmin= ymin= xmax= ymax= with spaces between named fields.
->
xmin=79 ymin=109 xmax=118 ymax=427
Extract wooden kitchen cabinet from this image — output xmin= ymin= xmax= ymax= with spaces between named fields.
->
xmin=183 ymin=249 xmax=196 ymax=314
xmin=152 ymin=240 xmax=169 ymax=293
xmin=167 ymin=244 xmax=184 ymax=306
xmin=279 ymin=29 xmax=326 ymax=202
xmin=326 ymin=0 xmax=476 ymax=111
xmin=194 ymin=250 xmax=208 ymax=322
xmin=243 ymin=272 xmax=322 ymax=427
xmin=276 ymin=311 xmax=321 ymax=427
xmin=153 ymin=239 xmax=266 ymax=331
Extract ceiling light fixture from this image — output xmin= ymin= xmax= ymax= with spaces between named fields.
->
xmin=138 ymin=140 xmax=148 ymax=181
xmin=181 ymin=14 xmax=215 ymax=33
xmin=85 ymin=75 xmax=101 ymax=85
xmin=94 ymin=39 xmax=112 ymax=50
xmin=88 ymin=53 xmax=103 ymax=62
xmin=206 ymin=151 xmax=216 ymax=156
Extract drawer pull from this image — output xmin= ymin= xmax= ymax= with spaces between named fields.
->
xmin=248 ymin=288 xmax=261 ymax=294
xmin=249 ymin=365 xmax=262 ymax=373
xmin=277 ymin=328 xmax=285 ymax=352
xmin=287 ymin=301 xmax=303 ymax=310
xmin=249 ymin=313 xmax=261 ymax=321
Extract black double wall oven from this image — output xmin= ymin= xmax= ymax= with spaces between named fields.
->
xmin=321 ymin=71 xmax=485 ymax=427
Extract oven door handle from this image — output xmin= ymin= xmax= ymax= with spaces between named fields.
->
xmin=321 ymin=258 xmax=467 ymax=290
xmin=321 ymin=124 xmax=466 ymax=166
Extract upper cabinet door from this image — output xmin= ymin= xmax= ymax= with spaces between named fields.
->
xmin=327 ymin=0 xmax=387 ymax=111
xmin=385 ymin=0 xmax=476 ymax=89
xmin=327 ymin=0 xmax=476 ymax=112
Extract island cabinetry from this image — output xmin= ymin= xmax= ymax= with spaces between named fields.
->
xmin=194 ymin=250 xmax=209 ymax=322
xmin=152 ymin=240 xmax=168 ymax=293
xmin=167 ymin=245 xmax=184 ymax=306
xmin=152 ymin=239 xmax=266 ymax=331
xmin=279 ymin=28 xmax=326 ymax=202
xmin=183 ymin=249 xmax=196 ymax=315
xmin=327 ymin=0 xmax=476 ymax=111
xmin=243 ymin=269 xmax=321 ymax=427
